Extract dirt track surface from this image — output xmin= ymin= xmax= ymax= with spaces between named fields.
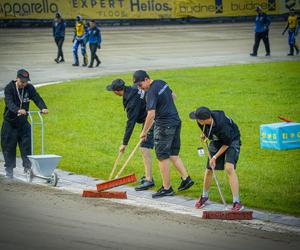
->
xmin=1 ymin=23 xmax=300 ymax=250
xmin=0 ymin=22 xmax=299 ymax=90
xmin=0 ymin=176 xmax=299 ymax=250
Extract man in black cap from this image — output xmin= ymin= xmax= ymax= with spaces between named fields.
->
xmin=1 ymin=69 xmax=48 ymax=178
xmin=189 ymin=106 xmax=243 ymax=211
xmin=106 ymin=79 xmax=155 ymax=191
xmin=52 ymin=12 xmax=66 ymax=63
xmin=135 ymin=70 xmax=194 ymax=198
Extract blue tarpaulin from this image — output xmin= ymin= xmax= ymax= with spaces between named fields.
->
xmin=260 ymin=122 xmax=300 ymax=150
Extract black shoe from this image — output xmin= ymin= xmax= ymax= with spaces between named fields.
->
xmin=59 ymin=59 xmax=65 ymax=63
xmin=135 ymin=179 xmax=155 ymax=191
xmin=88 ymin=65 xmax=93 ymax=68
xmin=96 ymin=60 xmax=101 ymax=67
xmin=265 ymin=53 xmax=271 ymax=56
xmin=178 ymin=176 xmax=194 ymax=191
xmin=250 ymin=53 xmax=257 ymax=57
xmin=139 ymin=176 xmax=146 ymax=184
xmin=5 ymin=168 xmax=14 ymax=179
xmin=152 ymin=186 xmax=175 ymax=198
xmin=54 ymin=58 xmax=59 ymax=63
xmin=82 ymin=63 xmax=87 ymax=67
xmin=287 ymin=53 xmax=294 ymax=56
xmin=72 ymin=63 xmax=79 ymax=66
xmin=296 ymin=49 xmax=299 ymax=55
xmin=24 ymin=167 xmax=31 ymax=174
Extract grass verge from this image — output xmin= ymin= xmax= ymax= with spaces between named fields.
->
xmin=1 ymin=61 xmax=300 ymax=215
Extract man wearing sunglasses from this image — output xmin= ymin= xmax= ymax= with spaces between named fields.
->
xmin=1 ymin=69 xmax=48 ymax=178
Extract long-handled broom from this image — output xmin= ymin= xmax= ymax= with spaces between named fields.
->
xmin=95 ymin=139 xmax=142 ymax=192
xmin=204 ymin=140 xmax=227 ymax=209
xmin=109 ymin=151 xmax=123 ymax=180
xmin=200 ymin=138 xmax=252 ymax=220
xmin=82 ymin=141 xmax=140 ymax=199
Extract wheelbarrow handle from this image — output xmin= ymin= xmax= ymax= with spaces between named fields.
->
xmin=28 ymin=111 xmax=44 ymax=155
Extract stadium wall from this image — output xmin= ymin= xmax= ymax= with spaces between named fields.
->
xmin=0 ymin=0 xmax=298 ymax=27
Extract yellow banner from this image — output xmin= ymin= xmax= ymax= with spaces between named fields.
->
xmin=0 ymin=0 xmax=292 ymax=20
xmin=72 ymin=0 xmax=174 ymax=20
xmin=174 ymin=0 xmax=281 ymax=18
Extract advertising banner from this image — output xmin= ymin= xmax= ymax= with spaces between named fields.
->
xmin=0 ymin=0 xmax=295 ymax=19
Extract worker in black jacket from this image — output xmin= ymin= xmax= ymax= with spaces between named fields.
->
xmin=189 ymin=106 xmax=243 ymax=211
xmin=106 ymin=79 xmax=154 ymax=191
xmin=1 ymin=69 xmax=48 ymax=178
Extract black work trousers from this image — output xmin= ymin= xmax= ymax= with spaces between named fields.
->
xmin=89 ymin=43 xmax=100 ymax=67
xmin=55 ymin=37 xmax=65 ymax=61
xmin=1 ymin=120 xmax=32 ymax=170
xmin=253 ymin=30 xmax=270 ymax=54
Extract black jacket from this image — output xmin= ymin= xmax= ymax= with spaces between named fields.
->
xmin=198 ymin=110 xmax=240 ymax=146
xmin=122 ymin=86 xmax=147 ymax=145
xmin=3 ymin=81 xmax=47 ymax=127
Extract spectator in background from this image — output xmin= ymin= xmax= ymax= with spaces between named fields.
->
xmin=282 ymin=8 xmax=299 ymax=56
xmin=72 ymin=15 xmax=88 ymax=67
xmin=250 ymin=6 xmax=271 ymax=57
xmin=88 ymin=20 xmax=102 ymax=68
xmin=52 ymin=12 xmax=66 ymax=63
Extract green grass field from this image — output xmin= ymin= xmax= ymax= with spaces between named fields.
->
xmin=1 ymin=61 xmax=300 ymax=216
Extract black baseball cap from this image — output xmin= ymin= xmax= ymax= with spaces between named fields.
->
xmin=256 ymin=6 xmax=262 ymax=11
xmin=55 ymin=12 xmax=61 ymax=18
xmin=17 ymin=69 xmax=30 ymax=82
xmin=106 ymin=79 xmax=125 ymax=91
xmin=189 ymin=106 xmax=212 ymax=120
xmin=133 ymin=70 xmax=149 ymax=85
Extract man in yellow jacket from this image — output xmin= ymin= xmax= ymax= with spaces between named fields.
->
xmin=72 ymin=15 xmax=88 ymax=66
xmin=282 ymin=8 xmax=299 ymax=56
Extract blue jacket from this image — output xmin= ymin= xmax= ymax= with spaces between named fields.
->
xmin=53 ymin=19 xmax=66 ymax=38
xmin=88 ymin=26 xmax=101 ymax=46
xmin=254 ymin=13 xmax=271 ymax=33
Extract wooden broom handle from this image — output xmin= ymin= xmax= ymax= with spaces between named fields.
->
xmin=115 ymin=140 xmax=142 ymax=179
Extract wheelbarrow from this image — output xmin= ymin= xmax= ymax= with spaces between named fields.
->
xmin=26 ymin=111 xmax=62 ymax=186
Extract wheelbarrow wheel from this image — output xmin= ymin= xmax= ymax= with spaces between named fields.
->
xmin=50 ymin=172 xmax=58 ymax=187
xmin=26 ymin=169 xmax=33 ymax=183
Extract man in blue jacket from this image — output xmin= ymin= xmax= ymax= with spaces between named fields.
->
xmin=88 ymin=20 xmax=102 ymax=68
xmin=250 ymin=6 xmax=271 ymax=56
xmin=52 ymin=12 xmax=66 ymax=63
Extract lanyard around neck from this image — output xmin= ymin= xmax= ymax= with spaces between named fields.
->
xmin=203 ymin=119 xmax=214 ymax=139
xmin=16 ymin=82 xmax=24 ymax=109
